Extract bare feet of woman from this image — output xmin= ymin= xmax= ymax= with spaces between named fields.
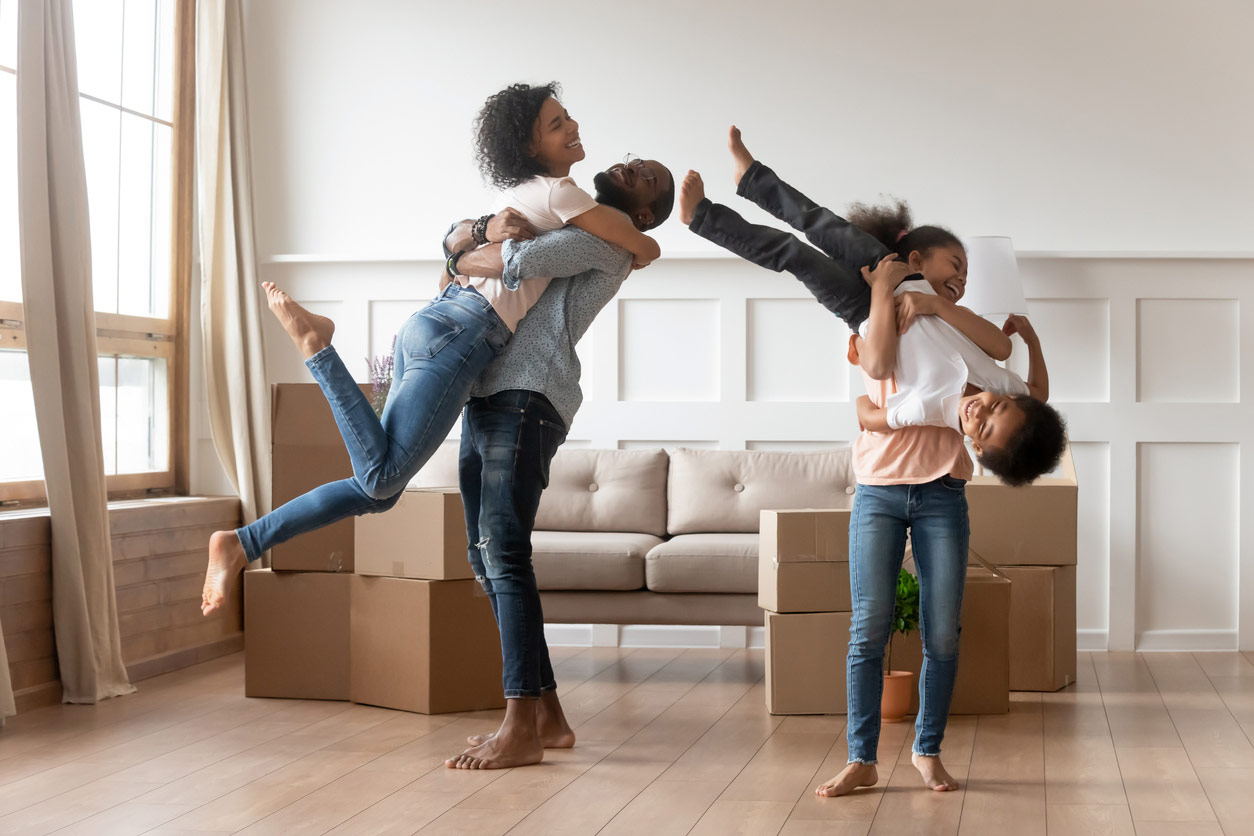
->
xmin=201 ymin=530 xmax=247 ymax=616
xmin=815 ymin=761 xmax=879 ymax=797
xmin=466 ymin=691 xmax=576 ymax=749
xmin=445 ymin=731 xmax=543 ymax=770
xmin=263 ymin=281 xmax=335 ymax=359
xmin=678 ymin=170 xmax=705 ymax=226
xmin=912 ymin=753 xmax=960 ymax=791
xmin=728 ymin=125 xmax=755 ymax=186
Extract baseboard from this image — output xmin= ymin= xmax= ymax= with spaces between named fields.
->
xmin=125 ymin=632 xmax=245 ymax=682
xmin=544 ymin=623 xmax=767 ymax=649
xmin=1077 ymin=629 xmax=1108 ymax=652
xmin=1135 ymin=629 xmax=1238 ymax=651
xmin=14 ymin=680 xmax=62 ymax=713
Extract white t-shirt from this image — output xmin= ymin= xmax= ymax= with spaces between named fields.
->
xmin=456 ymin=175 xmax=600 ymax=331
xmin=857 ymin=279 xmax=1030 ymax=431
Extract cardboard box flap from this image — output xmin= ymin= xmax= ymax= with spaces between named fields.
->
xmin=760 ymin=509 xmax=850 ymax=564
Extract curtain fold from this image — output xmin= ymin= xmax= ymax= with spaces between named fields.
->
xmin=196 ymin=0 xmax=271 ymax=533
xmin=16 ymin=0 xmax=135 ymax=704
xmin=0 ymin=609 xmax=14 ymax=721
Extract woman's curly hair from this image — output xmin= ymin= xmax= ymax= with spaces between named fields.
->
xmin=474 ymin=82 xmax=561 ymax=189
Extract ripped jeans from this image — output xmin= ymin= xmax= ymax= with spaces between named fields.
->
xmin=458 ymin=389 xmax=567 ymax=698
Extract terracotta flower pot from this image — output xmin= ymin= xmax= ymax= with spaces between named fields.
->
xmin=881 ymin=670 xmax=915 ymax=723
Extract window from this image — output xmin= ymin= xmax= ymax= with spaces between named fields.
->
xmin=0 ymin=0 xmax=192 ymax=505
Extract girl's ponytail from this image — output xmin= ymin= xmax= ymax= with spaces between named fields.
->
xmin=848 ymin=198 xmax=962 ymax=259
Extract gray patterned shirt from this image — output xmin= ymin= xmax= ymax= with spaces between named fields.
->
xmin=469 ymin=227 xmax=632 ymax=429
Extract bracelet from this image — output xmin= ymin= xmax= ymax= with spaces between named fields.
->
xmin=471 ymin=214 xmax=495 ymax=246
xmin=446 ymin=250 xmax=465 ymax=278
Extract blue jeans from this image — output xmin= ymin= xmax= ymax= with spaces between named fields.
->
xmin=846 ymin=477 xmax=970 ymax=764
xmin=236 ymin=284 xmax=511 ymax=560
xmin=458 ymin=390 xmax=566 ymax=698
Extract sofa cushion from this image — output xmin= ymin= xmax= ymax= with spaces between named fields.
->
xmin=531 ymin=530 xmax=661 ymax=591
xmin=667 ymin=448 xmax=856 ymax=534
xmin=645 ymin=533 xmax=760 ymax=594
xmin=535 ymin=448 xmax=669 ymax=537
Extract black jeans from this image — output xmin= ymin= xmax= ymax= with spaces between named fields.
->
xmin=458 ymin=389 xmax=567 ymax=698
xmin=688 ymin=161 xmax=894 ymax=332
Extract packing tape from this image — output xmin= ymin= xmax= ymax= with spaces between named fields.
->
xmin=967 ymin=547 xmax=1008 ymax=579
xmin=391 ymin=561 xmax=404 ymax=577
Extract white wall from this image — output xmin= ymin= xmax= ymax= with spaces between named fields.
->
xmin=195 ymin=0 xmax=1254 ymax=651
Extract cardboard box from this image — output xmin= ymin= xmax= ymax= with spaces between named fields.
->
xmin=892 ymin=567 xmax=1011 ymax=715
xmin=1000 ymin=565 xmax=1076 ymax=691
xmin=350 ymin=576 xmax=504 ymax=714
xmin=354 ymin=488 xmax=472 ymax=580
xmin=270 ymin=383 xmax=373 ymax=572
xmin=244 ymin=569 xmax=351 ymax=700
xmin=759 ymin=510 xmax=851 ymax=613
xmin=765 ymin=610 xmax=851 ymax=714
xmin=966 ymin=444 xmax=1078 ymax=566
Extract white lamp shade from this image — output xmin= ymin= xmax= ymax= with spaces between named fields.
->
xmin=961 ymin=236 xmax=1028 ymax=318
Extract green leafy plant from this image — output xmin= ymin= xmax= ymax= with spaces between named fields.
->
xmin=885 ymin=568 xmax=920 ymax=674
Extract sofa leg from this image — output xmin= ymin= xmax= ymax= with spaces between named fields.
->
xmin=592 ymin=624 xmax=621 ymax=647
xmin=719 ymin=626 xmax=749 ymax=649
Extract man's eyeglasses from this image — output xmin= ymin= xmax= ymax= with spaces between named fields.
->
xmin=623 ymin=154 xmax=656 ymax=182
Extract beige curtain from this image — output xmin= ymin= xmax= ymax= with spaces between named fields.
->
xmin=0 ymin=610 xmax=14 ymax=721
xmin=196 ymin=0 xmax=271 ymax=531
xmin=16 ymin=0 xmax=135 ymax=703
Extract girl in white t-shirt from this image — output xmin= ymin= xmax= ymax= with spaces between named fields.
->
xmin=202 ymin=83 xmax=670 ymax=621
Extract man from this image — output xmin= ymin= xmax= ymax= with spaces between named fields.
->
xmin=443 ymin=159 xmax=673 ymax=769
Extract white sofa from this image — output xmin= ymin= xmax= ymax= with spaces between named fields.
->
xmin=421 ymin=446 xmax=859 ymax=626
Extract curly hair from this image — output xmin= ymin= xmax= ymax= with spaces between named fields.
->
xmin=474 ymin=82 xmax=560 ymax=189
xmin=977 ymin=395 xmax=1068 ymax=487
xmin=847 ymin=198 xmax=963 ymax=260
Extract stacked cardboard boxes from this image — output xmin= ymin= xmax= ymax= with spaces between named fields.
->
xmin=760 ymin=509 xmax=1014 ymax=716
xmin=245 ymin=384 xmax=504 ymax=713
xmin=351 ymin=488 xmax=504 ymax=714
xmin=760 ymin=509 xmax=852 ymax=715
xmin=966 ymin=445 xmax=1079 ymax=692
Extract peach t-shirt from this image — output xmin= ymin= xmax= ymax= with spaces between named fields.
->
xmin=848 ymin=336 xmax=974 ymax=486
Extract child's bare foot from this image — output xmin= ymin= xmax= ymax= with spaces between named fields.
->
xmin=466 ymin=691 xmax=575 ymax=749
xmin=264 ymin=281 xmax=334 ymax=359
xmin=815 ymin=761 xmax=878 ymax=797
xmin=445 ymin=731 xmax=543 ymax=770
xmin=678 ymin=170 xmax=705 ymax=226
xmin=728 ymin=125 xmax=755 ymax=187
xmin=201 ymin=530 xmax=247 ymax=616
xmin=912 ymin=753 xmax=960 ymax=791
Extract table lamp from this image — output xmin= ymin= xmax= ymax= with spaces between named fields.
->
xmin=961 ymin=236 xmax=1028 ymax=318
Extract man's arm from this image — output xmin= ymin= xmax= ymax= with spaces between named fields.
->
xmin=501 ymin=226 xmax=632 ymax=285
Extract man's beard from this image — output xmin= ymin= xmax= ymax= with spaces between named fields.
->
xmin=593 ymin=170 xmax=633 ymax=216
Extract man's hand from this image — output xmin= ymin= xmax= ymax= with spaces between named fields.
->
xmin=860 ymin=254 xmax=910 ymax=291
xmin=486 ymin=208 xmax=537 ymax=243
xmin=894 ymin=291 xmax=943 ymax=335
xmin=1002 ymin=314 xmax=1039 ymax=344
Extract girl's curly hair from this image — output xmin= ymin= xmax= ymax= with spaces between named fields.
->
xmin=847 ymin=197 xmax=963 ymax=260
xmin=474 ymin=82 xmax=561 ymax=189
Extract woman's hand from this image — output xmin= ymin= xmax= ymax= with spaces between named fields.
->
xmin=1002 ymin=314 xmax=1039 ymax=344
xmin=894 ymin=291 xmax=943 ymax=335
xmin=860 ymin=254 xmax=910 ymax=291
xmin=486 ymin=208 xmax=537 ymax=243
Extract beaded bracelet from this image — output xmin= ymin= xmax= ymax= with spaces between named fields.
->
xmin=471 ymin=213 xmax=495 ymax=246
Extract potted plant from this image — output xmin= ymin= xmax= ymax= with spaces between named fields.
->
xmin=365 ymin=336 xmax=396 ymax=418
xmin=882 ymin=567 xmax=919 ymax=723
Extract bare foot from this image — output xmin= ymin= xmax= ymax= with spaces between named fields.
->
xmin=201 ymin=530 xmax=247 ymax=616
xmin=815 ymin=761 xmax=879 ymax=798
xmin=263 ymin=281 xmax=335 ymax=359
xmin=728 ymin=125 xmax=755 ymax=186
xmin=467 ymin=691 xmax=576 ymax=749
xmin=678 ymin=170 xmax=705 ymax=226
xmin=912 ymin=753 xmax=960 ymax=791
xmin=445 ymin=732 xmax=543 ymax=770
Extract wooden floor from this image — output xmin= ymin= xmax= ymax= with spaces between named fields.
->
xmin=1 ymin=649 xmax=1252 ymax=836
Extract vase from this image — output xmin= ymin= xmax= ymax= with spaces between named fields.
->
xmin=881 ymin=670 xmax=915 ymax=723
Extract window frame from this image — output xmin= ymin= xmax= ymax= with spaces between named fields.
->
xmin=0 ymin=0 xmax=194 ymax=507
